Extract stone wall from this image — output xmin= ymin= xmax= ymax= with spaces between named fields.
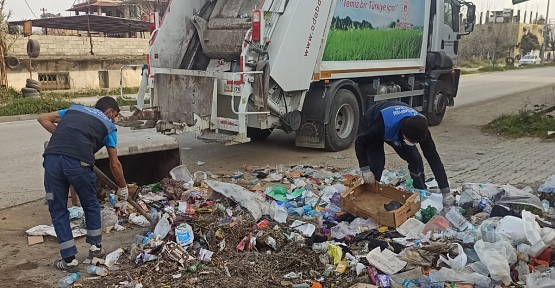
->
xmin=7 ymin=35 xmax=149 ymax=58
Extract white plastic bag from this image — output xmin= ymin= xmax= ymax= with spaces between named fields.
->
xmin=101 ymin=207 xmax=118 ymax=229
xmin=439 ymin=243 xmax=468 ymax=271
xmin=538 ymin=175 xmax=555 ymax=193
xmin=474 ymin=239 xmax=517 ymax=285
xmin=429 ymin=267 xmax=491 ymax=287
xmin=526 ymin=268 xmax=555 ymax=288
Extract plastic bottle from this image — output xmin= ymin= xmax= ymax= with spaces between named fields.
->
xmin=445 ymin=207 xmax=475 ymax=231
xmin=86 ymin=265 xmax=108 ymax=276
xmin=418 ymin=275 xmax=432 ymax=288
xmin=150 ymin=208 xmax=159 ymax=221
xmin=58 ymin=272 xmax=81 ymax=288
xmin=390 ymin=274 xmax=418 ymax=287
xmin=542 ymin=199 xmax=550 ymax=212
xmin=478 ymin=200 xmax=492 ymax=214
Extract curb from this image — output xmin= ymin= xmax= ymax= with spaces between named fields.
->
xmin=0 ymin=106 xmax=132 ymax=124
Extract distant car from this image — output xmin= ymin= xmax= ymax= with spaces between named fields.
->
xmin=519 ymin=55 xmax=541 ymax=66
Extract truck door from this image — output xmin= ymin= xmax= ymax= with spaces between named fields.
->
xmin=430 ymin=0 xmax=460 ymax=63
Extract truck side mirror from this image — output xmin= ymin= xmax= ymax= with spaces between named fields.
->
xmin=465 ymin=4 xmax=476 ymax=33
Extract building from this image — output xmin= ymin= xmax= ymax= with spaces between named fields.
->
xmin=68 ymin=0 xmax=168 ymax=21
xmin=477 ymin=9 xmax=546 ymax=61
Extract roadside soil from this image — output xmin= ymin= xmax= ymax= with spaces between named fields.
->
xmin=0 ymin=84 xmax=554 ymax=287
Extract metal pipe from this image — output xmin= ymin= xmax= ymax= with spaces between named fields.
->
xmin=119 ymin=64 xmax=144 ymax=99
xmin=541 ymin=0 xmax=551 ymax=64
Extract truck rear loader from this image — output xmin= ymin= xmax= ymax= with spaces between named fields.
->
xmin=147 ymin=0 xmax=476 ymax=152
xmin=103 ymin=0 xmax=476 ymax=185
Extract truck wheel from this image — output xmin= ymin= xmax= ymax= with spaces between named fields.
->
xmin=247 ymin=127 xmax=272 ymax=141
xmin=325 ymin=89 xmax=360 ymax=152
xmin=427 ymin=80 xmax=447 ymax=126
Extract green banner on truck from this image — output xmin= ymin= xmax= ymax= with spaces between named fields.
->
xmin=322 ymin=0 xmax=426 ymax=62
xmin=512 ymin=0 xmax=530 ymax=4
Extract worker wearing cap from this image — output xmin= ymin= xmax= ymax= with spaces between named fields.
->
xmin=355 ymin=101 xmax=455 ymax=208
xmin=38 ymin=96 xmax=128 ymax=272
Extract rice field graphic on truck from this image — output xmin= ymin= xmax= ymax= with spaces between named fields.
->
xmin=322 ymin=0 xmax=426 ymax=61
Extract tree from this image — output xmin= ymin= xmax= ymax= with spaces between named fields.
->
xmin=486 ymin=23 xmax=518 ymax=66
xmin=520 ymin=33 xmax=541 ymax=55
xmin=0 ymin=0 xmax=15 ymax=88
xmin=547 ymin=24 xmax=555 ymax=53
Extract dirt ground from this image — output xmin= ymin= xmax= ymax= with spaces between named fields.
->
xmin=0 ymin=84 xmax=554 ymax=287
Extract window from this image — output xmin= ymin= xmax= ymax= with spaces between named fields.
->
xmin=38 ymin=72 xmax=71 ymax=91
xmin=444 ymin=2 xmax=454 ymax=28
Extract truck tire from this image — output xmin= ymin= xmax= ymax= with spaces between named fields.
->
xmin=27 ymin=39 xmax=40 ymax=58
xmin=427 ymin=80 xmax=447 ymax=126
xmin=247 ymin=127 xmax=272 ymax=141
xmin=325 ymin=89 xmax=360 ymax=152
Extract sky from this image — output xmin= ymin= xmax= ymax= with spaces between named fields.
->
xmin=333 ymin=0 xmax=426 ymax=28
xmin=4 ymin=0 xmax=555 ymax=21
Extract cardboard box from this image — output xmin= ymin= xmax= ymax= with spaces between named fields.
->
xmin=340 ymin=180 xmax=421 ymax=228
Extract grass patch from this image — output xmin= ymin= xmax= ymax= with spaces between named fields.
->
xmin=0 ymin=97 xmax=74 ymax=116
xmin=484 ymin=109 xmax=555 ymax=139
xmin=460 ymin=70 xmax=477 ymax=75
xmin=322 ymin=28 xmax=423 ymax=61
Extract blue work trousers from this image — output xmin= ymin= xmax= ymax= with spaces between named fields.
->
xmin=43 ymin=154 xmax=101 ymax=259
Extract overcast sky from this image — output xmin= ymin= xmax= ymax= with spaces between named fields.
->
xmin=5 ymin=0 xmax=555 ymax=21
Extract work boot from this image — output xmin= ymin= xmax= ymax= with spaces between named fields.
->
xmin=88 ymin=244 xmax=105 ymax=259
xmin=442 ymin=192 xmax=456 ymax=208
xmin=53 ymin=259 xmax=79 ymax=273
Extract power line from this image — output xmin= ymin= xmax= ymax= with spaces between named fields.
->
xmin=23 ymin=0 xmax=38 ymax=19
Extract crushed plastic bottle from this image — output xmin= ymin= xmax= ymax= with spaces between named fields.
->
xmin=86 ymin=265 xmax=108 ymax=276
xmin=58 ymin=272 xmax=81 ymax=288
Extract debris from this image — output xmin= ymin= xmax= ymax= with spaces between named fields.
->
xmin=365 ymin=247 xmax=407 ymax=275
xmin=27 ymin=235 xmax=44 ymax=246
xmin=105 ymin=248 xmax=125 ymax=268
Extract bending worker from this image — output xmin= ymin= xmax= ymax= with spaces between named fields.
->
xmin=38 ymin=96 xmax=128 ymax=272
xmin=355 ymin=101 xmax=455 ymax=208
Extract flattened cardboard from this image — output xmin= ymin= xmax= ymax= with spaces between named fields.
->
xmin=340 ymin=179 xmax=421 ymax=228
xmin=27 ymin=235 xmax=44 ymax=246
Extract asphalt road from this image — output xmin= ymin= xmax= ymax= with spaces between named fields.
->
xmin=0 ymin=67 xmax=554 ymax=209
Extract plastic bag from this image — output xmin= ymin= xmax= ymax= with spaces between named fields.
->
xmin=458 ymin=183 xmax=504 ymax=209
xmin=439 ymin=243 xmax=468 ymax=270
xmin=538 ymin=175 xmax=555 ymax=193
xmin=422 ymin=216 xmax=451 ymax=235
xmin=429 ymin=267 xmax=491 ymax=287
xmin=474 ymin=239 xmax=517 ymax=285
xmin=526 ymin=268 xmax=555 ymax=288
xmin=496 ymin=185 xmax=543 ymax=212
xmin=331 ymin=222 xmax=350 ymax=239
xmin=349 ymin=217 xmax=379 ymax=234
xmin=101 ymin=207 xmax=118 ymax=229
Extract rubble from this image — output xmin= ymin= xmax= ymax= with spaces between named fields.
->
xmin=30 ymin=166 xmax=555 ymax=287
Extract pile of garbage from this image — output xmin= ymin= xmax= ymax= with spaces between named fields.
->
xmin=30 ymin=164 xmax=555 ymax=288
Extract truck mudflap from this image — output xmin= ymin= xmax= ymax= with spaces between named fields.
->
xmin=95 ymin=131 xmax=181 ymax=186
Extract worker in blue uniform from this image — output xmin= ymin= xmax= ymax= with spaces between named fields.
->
xmin=355 ymin=101 xmax=455 ymax=208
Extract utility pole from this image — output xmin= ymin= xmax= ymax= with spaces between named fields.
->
xmin=40 ymin=8 xmax=48 ymax=35
xmin=540 ymin=0 xmax=550 ymax=64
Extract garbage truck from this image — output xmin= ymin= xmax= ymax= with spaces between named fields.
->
xmin=148 ymin=0 xmax=476 ymax=152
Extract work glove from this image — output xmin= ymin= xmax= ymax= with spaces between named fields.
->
xmin=442 ymin=190 xmax=456 ymax=208
xmin=360 ymin=167 xmax=376 ymax=186
xmin=118 ymin=186 xmax=129 ymax=201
